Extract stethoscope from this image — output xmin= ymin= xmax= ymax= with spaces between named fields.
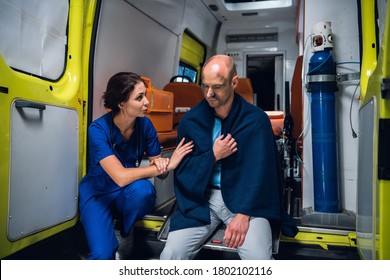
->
xmin=110 ymin=116 xmax=140 ymax=167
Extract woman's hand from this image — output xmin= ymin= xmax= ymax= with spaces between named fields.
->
xmin=167 ymin=138 xmax=194 ymax=171
xmin=149 ymin=157 xmax=169 ymax=174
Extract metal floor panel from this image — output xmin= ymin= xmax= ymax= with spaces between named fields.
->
xmin=3 ymin=221 xmax=360 ymax=260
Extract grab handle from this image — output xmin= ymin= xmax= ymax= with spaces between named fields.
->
xmin=15 ymin=100 xmax=46 ymax=111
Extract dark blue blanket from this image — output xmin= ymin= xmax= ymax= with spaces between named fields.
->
xmin=170 ymin=94 xmax=298 ymax=237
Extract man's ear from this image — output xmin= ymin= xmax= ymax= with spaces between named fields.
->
xmin=232 ymin=75 xmax=239 ymax=88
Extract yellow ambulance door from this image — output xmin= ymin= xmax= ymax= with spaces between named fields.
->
xmin=0 ymin=0 xmax=88 ymax=258
xmin=357 ymin=0 xmax=390 ymax=260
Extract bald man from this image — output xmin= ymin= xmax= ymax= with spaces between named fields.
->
xmin=160 ymin=55 xmax=296 ymax=260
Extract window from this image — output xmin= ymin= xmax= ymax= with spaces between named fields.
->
xmin=179 ymin=30 xmax=205 ymax=83
xmin=177 ymin=63 xmax=197 ymax=82
xmin=0 ymin=0 xmax=69 ymax=80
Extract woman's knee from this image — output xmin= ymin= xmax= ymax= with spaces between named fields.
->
xmin=120 ymin=179 xmax=156 ymax=216
xmin=127 ymin=179 xmax=156 ymax=201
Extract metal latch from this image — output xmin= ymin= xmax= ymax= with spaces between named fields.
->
xmin=381 ymin=78 xmax=390 ymax=99
xmin=378 ymin=118 xmax=390 ymax=180
xmin=336 ymin=72 xmax=360 ymax=84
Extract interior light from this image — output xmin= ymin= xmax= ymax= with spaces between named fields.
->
xmin=223 ymin=0 xmax=292 ymax=11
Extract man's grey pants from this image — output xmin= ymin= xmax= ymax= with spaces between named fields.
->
xmin=160 ymin=189 xmax=273 ymax=260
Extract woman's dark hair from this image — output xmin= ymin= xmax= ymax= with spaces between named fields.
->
xmin=103 ymin=72 xmax=145 ymax=115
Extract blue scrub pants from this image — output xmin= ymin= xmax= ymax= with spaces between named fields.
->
xmin=80 ymin=179 xmax=156 ymax=259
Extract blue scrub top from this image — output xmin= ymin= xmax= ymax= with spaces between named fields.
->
xmin=79 ymin=113 xmax=161 ymax=205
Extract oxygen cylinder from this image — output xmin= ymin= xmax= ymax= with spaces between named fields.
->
xmin=307 ymin=22 xmax=340 ymax=213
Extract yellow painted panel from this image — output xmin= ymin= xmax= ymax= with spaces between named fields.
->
xmin=0 ymin=0 xmax=97 ymax=259
xmin=376 ymin=2 xmax=390 ymax=260
xmin=362 ymin=0 xmax=390 ymax=260
xmin=383 ymin=1 xmax=390 ymax=79
xmin=377 ymin=182 xmax=390 ymax=259
xmin=360 ymin=0 xmax=378 ymax=101
xmin=135 ymin=220 xmax=164 ymax=232
xmin=281 ymin=231 xmax=356 ymax=250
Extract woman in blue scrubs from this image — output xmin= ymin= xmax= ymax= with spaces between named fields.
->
xmin=79 ymin=72 xmax=193 ymax=259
